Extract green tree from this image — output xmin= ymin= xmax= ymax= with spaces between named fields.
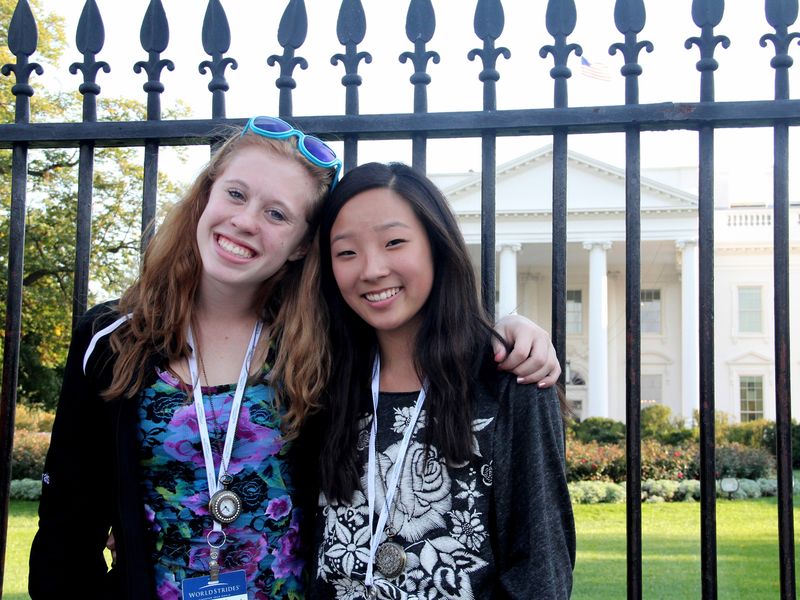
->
xmin=0 ymin=0 xmax=186 ymax=408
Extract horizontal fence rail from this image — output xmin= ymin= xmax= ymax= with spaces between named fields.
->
xmin=0 ymin=0 xmax=797 ymax=599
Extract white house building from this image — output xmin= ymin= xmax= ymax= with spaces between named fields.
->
xmin=436 ymin=146 xmax=800 ymax=424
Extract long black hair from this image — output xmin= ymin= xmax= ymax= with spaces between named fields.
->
xmin=318 ymin=162 xmax=504 ymax=502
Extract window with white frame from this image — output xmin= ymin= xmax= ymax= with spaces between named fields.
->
xmin=739 ymin=375 xmax=764 ymax=421
xmin=566 ymin=290 xmax=582 ymax=335
xmin=640 ymin=289 xmax=661 ymax=334
xmin=641 ymin=374 xmax=662 ymax=406
xmin=738 ymin=286 xmax=763 ymax=334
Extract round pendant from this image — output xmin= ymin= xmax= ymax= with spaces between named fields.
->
xmin=375 ymin=541 xmax=406 ymax=579
xmin=209 ymin=488 xmax=242 ymax=524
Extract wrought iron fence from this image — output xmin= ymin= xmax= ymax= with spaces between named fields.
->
xmin=0 ymin=0 xmax=797 ymax=598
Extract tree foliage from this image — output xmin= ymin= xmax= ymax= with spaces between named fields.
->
xmin=0 ymin=0 xmax=186 ymax=408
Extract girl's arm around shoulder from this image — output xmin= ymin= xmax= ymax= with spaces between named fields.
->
xmin=491 ymin=374 xmax=576 ymax=599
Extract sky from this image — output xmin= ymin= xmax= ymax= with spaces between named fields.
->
xmin=31 ymin=0 xmax=800 ymax=204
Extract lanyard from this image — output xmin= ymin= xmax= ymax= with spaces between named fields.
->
xmin=186 ymin=320 xmax=263 ymax=534
xmin=364 ymin=355 xmax=427 ymax=590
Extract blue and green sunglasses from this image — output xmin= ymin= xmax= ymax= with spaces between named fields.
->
xmin=242 ymin=116 xmax=342 ymax=189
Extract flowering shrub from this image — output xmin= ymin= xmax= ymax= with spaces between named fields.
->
xmin=568 ymin=481 xmax=625 ymax=504
xmin=710 ymin=443 xmax=774 ymax=480
xmin=565 ymin=440 xmax=626 ymax=482
xmin=14 ymin=404 xmax=55 ymax=432
xmin=12 ymin=430 xmax=51 ymax=480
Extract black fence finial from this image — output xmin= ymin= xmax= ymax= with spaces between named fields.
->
xmin=610 ymin=0 xmax=653 ymax=105
xmin=400 ymin=0 xmax=440 ymax=114
xmin=540 ymin=0 xmax=582 ymax=108
xmin=69 ymin=0 xmax=109 ymax=123
xmin=685 ymin=0 xmax=729 ymax=103
xmin=1 ymin=0 xmax=43 ymax=123
xmin=267 ymin=0 xmax=309 ymax=118
xmin=761 ymin=0 xmax=800 ymax=100
xmin=332 ymin=0 xmax=371 ymax=115
xmin=134 ymin=0 xmax=174 ymax=121
xmin=200 ymin=0 xmax=238 ymax=119
xmin=468 ymin=0 xmax=510 ymax=111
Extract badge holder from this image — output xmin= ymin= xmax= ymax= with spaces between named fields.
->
xmin=181 ymin=530 xmax=248 ymax=600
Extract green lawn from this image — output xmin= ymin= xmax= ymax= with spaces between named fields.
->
xmin=573 ymin=497 xmax=798 ymax=599
xmin=5 ymin=498 xmax=799 ymax=599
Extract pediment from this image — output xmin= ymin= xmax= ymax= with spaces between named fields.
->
xmin=727 ymin=351 xmax=773 ymax=366
xmin=439 ymin=145 xmax=698 ymax=216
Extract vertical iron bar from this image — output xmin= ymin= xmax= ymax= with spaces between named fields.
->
xmin=762 ymin=2 xmax=798 ymax=594
xmin=0 ymin=144 xmax=29 ymax=598
xmin=686 ymin=2 xmax=728 ymax=596
xmin=401 ymin=0 xmax=439 ymax=172
xmin=69 ymin=0 xmax=109 ymax=325
xmin=333 ymin=0 xmax=371 ymax=173
xmin=697 ymin=124 xmax=717 ymax=600
xmin=0 ymin=1 xmax=41 ymax=593
xmin=610 ymin=2 xmax=652 ymax=597
xmin=624 ymin=126 xmax=642 ymax=600
xmin=470 ymin=0 xmax=509 ymax=314
xmin=541 ymin=0 xmax=580 ymax=384
xmin=480 ymin=134 xmax=497 ymax=313
xmin=136 ymin=0 xmax=174 ymax=250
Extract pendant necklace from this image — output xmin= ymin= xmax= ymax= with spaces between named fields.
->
xmin=187 ymin=320 xmax=263 ymax=581
xmin=196 ymin=349 xmax=242 ymax=526
xmin=365 ymin=355 xmax=427 ymax=590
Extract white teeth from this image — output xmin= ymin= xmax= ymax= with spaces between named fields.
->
xmin=217 ymin=236 xmax=254 ymax=258
xmin=365 ymin=288 xmax=400 ymax=302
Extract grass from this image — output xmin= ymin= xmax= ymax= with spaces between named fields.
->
xmin=4 ymin=498 xmax=799 ymax=599
xmin=4 ymin=500 xmax=38 ymax=600
xmin=572 ymin=497 xmax=799 ymax=599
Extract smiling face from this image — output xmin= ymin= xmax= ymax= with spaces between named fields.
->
xmin=329 ymin=187 xmax=434 ymax=347
xmin=196 ymin=145 xmax=318 ymax=301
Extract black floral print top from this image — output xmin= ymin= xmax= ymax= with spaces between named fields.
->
xmin=310 ymin=373 xmax=575 ymax=600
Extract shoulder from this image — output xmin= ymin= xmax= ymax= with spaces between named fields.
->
xmin=491 ymin=371 xmax=563 ymax=427
xmin=74 ymin=300 xmax=125 ymax=375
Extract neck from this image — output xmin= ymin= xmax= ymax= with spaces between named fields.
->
xmin=376 ymin=330 xmax=421 ymax=392
xmin=196 ymin=281 xmax=259 ymax=324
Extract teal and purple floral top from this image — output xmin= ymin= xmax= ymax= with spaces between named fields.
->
xmin=137 ymin=367 xmax=305 ymax=600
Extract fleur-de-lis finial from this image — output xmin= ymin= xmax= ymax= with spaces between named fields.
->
xmin=1 ymin=0 xmax=44 ymax=115
xmin=68 ymin=0 xmax=110 ymax=100
xmin=199 ymin=0 xmax=238 ymax=118
xmin=539 ymin=0 xmax=582 ymax=108
xmin=760 ymin=0 xmax=800 ymax=100
xmin=134 ymin=0 xmax=175 ymax=119
xmin=267 ymin=0 xmax=310 ymax=117
xmin=609 ymin=0 xmax=653 ymax=103
xmin=684 ymin=0 xmax=729 ymax=102
xmin=332 ymin=0 xmax=372 ymax=93
xmin=468 ymin=0 xmax=510 ymax=110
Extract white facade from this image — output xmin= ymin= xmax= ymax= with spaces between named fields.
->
xmin=436 ymin=146 xmax=800 ymax=424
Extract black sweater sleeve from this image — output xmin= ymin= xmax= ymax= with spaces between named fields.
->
xmin=28 ymin=305 xmax=120 ymax=599
xmin=491 ymin=378 xmax=576 ymax=599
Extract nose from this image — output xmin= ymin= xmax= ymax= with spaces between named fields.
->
xmin=230 ymin=205 xmax=259 ymax=234
xmin=360 ymin=251 xmax=390 ymax=281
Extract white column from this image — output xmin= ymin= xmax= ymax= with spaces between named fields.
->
xmin=497 ymin=243 xmax=521 ymax=317
xmin=583 ymin=241 xmax=612 ymax=418
xmin=677 ymin=239 xmax=699 ymax=425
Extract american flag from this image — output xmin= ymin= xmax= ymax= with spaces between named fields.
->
xmin=580 ymin=56 xmax=611 ymax=81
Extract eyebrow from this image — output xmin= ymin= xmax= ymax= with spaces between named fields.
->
xmin=331 ymin=220 xmax=411 ymax=244
xmin=223 ymin=177 xmax=298 ymax=217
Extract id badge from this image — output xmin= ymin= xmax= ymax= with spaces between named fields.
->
xmin=181 ymin=570 xmax=248 ymax=600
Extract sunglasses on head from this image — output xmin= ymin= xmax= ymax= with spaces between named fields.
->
xmin=241 ymin=116 xmax=342 ymax=189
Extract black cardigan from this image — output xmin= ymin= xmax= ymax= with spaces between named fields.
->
xmin=29 ymin=302 xmax=162 ymax=599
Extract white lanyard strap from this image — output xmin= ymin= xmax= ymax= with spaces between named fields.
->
xmin=365 ymin=355 xmax=426 ymax=589
xmin=187 ymin=321 xmax=263 ymax=532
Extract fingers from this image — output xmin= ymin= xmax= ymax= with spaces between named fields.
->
xmin=106 ymin=532 xmax=117 ymax=566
